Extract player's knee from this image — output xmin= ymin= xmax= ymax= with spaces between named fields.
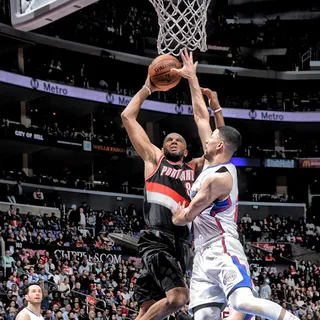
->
xmin=166 ymin=287 xmax=189 ymax=309
xmin=229 ymin=290 xmax=252 ymax=313
xmin=231 ymin=300 xmax=251 ymax=314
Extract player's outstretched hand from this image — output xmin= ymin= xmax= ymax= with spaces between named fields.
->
xmin=201 ymin=88 xmax=221 ymax=111
xmin=171 ymin=48 xmax=198 ymax=80
xmin=171 ymin=201 xmax=188 ymax=226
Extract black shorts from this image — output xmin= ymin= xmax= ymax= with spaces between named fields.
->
xmin=135 ymin=230 xmax=190 ymax=304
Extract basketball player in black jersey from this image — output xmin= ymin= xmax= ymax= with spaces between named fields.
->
xmin=121 ymin=70 xmax=224 ymax=320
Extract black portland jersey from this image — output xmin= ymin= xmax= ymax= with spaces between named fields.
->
xmin=144 ymin=155 xmax=195 ymax=239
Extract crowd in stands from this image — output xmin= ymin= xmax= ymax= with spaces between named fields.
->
xmin=248 ymin=259 xmax=320 ymax=319
xmin=21 ymin=47 xmax=320 ymax=113
xmin=31 ymin=0 xmax=320 ymax=72
xmin=1 ymin=117 xmax=131 ymax=149
xmin=240 ymin=213 xmax=320 ymax=253
xmin=1 ymin=200 xmax=320 ymax=320
xmin=0 ymin=201 xmax=147 ymax=320
xmin=38 ymin=1 xmax=156 ymax=55
xmin=0 ymin=200 xmax=143 ymax=240
xmin=0 ymin=168 xmax=142 ymax=199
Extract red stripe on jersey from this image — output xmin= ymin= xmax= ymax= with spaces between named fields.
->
xmin=215 ymin=217 xmax=225 ymax=235
xmin=234 ymin=205 xmax=239 ymax=223
xmin=221 ymin=236 xmax=228 ymax=254
xmin=146 ymin=182 xmax=190 ymax=206
xmin=234 ymin=195 xmax=239 ymax=222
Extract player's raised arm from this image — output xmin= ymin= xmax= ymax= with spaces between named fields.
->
xmin=121 ymin=75 xmax=162 ymax=165
xmin=201 ymin=88 xmax=225 ymax=129
xmin=171 ymin=49 xmax=212 ymax=152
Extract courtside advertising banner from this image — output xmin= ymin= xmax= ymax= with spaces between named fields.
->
xmin=1 ymin=70 xmax=320 ymax=122
xmin=299 ymin=159 xmax=320 ymax=168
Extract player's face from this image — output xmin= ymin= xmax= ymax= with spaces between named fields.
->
xmin=163 ymin=134 xmax=187 ymax=162
xmin=205 ymin=130 xmax=223 ymax=160
xmin=26 ymin=285 xmax=43 ymax=305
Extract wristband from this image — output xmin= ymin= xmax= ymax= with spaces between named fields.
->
xmin=142 ymin=85 xmax=152 ymax=95
xmin=208 ymin=99 xmax=222 ymax=112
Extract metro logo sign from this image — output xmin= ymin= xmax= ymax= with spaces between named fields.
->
xmin=299 ymin=159 xmax=320 ymax=168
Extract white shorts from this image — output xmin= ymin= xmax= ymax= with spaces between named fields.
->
xmin=189 ymin=236 xmax=253 ymax=309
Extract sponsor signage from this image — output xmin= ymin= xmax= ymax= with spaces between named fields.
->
xmin=2 ymin=126 xmax=83 ymax=151
xmin=7 ymin=242 xmax=141 ymax=265
xmin=1 ymin=127 xmax=125 ymax=155
xmin=1 ymin=70 xmax=320 ymax=122
xmin=83 ymin=140 xmax=92 ymax=152
xmin=93 ymin=144 xmax=126 ymax=153
xmin=249 ymin=262 xmax=289 ymax=275
xmin=207 ymin=44 xmax=230 ymax=52
xmin=251 ymin=242 xmax=291 ymax=255
xmin=15 ymin=129 xmax=44 ymax=141
xmin=299 ymin=159 xmax=320 ymax=168
xmin=231 ymin=157 xmax=260 ymax=167
xmin=264 ymin=158 xmax=296 ymax=168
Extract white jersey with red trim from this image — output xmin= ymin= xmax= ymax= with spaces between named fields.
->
xmin=189 ymin=162 xmax=239 ymax=249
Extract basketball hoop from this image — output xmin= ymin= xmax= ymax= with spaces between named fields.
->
xmin=149 ymin=0 xmax=212 ymax=56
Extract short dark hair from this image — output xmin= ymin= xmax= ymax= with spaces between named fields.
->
xmin=24 ymin=284 xmax=42 ymax=295
xmin=218 ymin=126 xmax=242 ymax=154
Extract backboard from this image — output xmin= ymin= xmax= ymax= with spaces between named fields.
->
xmin=10 ymin=0 xmax=98 ymax=32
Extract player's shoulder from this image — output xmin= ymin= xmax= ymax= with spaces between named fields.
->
xmin=16 ymin=308 xmax=31 ymax=320
xmin=204 ymin=167 xmax=233 ymax=185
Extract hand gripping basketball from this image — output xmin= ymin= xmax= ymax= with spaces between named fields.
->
xmin=143 ymin=75 xmax=170 ymax=94
xmin=148 ymin=54 xmax=182 ymax=90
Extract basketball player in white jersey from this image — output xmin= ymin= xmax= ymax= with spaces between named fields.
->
xmin=171 ymin=49 xmax=300 ymax=320
xmin=16 ymin=284 xmax=44 ymax=320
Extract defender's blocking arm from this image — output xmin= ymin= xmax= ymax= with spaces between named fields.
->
xmin=171 ymin=172 xmax=232 ymax=226
xmin=172 ymin=49 xmax=225 ymax=153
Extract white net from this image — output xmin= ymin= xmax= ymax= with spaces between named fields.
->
xmin=149 ymin=0 xmax=212 ymax=56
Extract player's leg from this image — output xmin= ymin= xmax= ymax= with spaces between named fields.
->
xmin=220 ymin=240 xmax=298 ymax=320
xmin=135 ymin=233 xmax=167 ymax=320
xmin=193 ymin=303 xmax=223 ymax=320
xmin=189 ymin=244 xmax=229 ymax=320
xmin=135 ymin=300 xmax=157 ymax=320
xmin=194 ymin=305 xmax=253 ymax=320
xmin=138 ymin=286 xmax=189 ymax=320
xmin=137 ymin=254 xmax=189 ymax=320
xmin=226 ymin=307 xmax=255 ymax=320
xmin=138 ymin=232 xmax=189 ymax=320
xmin=229 ymin=287 xmax=299 ymax=320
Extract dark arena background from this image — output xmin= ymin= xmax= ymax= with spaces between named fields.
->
xmin=0 ymin=0 xmax=320 ymax=319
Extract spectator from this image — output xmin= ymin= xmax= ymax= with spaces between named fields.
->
xmin=12 ymin=180 xmax=27 ymax=204
xmin=3 ymin=251 xmax=15 ymax=276
xmin=62 ymin=305 xmax=72 ymax=320
xmin=260 ymin=278 xmax=272 ymax=300
xmin=79 ymin=208 xmax=86 ymax=228
xmin=241 ymin=213 xmax=252 ymax=224
xmin=33 ymin=188 xmax=45 ymax=206
xmin=3 ymin=184 xmax=16 ymax=204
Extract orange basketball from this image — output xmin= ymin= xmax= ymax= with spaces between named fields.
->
xmin=148 ymin=54 xmax=182 ymax=90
